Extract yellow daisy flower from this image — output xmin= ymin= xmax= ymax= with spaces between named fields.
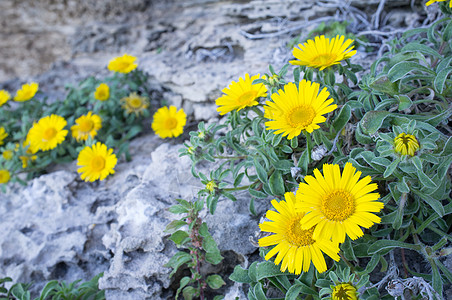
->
xmin=19 ymin=154 xmax=38 ymax=168
xmin=426 ymin=0 xmax=452 ymax=7
xmin=0 ymin=169 xmax=10 ymax=184
xmin=14 ymin=82 xmax=39 ymax=102
xmin=216 ymin=73 xmax=267 ymax=115
xmin=151 ymin=106 xmax=186 ymax=138
xmin=121 ymin=92 xmax=149 ymax=116
xmin=264 ymin=80 xmax=337 ymax=139
xmin=296 ymin=162 xmax=384 ymax=244
xmin=2 ymin=150 xmax=13 ymax=160
xmin=290 ymin=35 xmax=357 ymax=71
xmin=94 ymin=83 xmax=110 ymax=101
xmin=259 ymin=192 xmax=340 ymax=274
xmin=393 ymin=133 xmax=419 ymax=156
xmin=0 ymin=127 xmax=8 ymax=146
xmin=0 ymin=90 xmax=11 ymax=106
xmin=331 ymin=283 xmax=358 ymax=300
xmin=108 ymin=54 xmax=138 ymax=73
xmin=26 ymin=115 xmax=68 ymax=151
xmin=77 ymin=142 xmax=117 ymax=182
xmin=71 ymin=112 xmax=102 ymax=142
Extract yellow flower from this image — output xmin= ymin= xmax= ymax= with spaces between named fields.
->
xmin=77 ymin=142 xmax=117 ymax=182
xmin=94 ymin=83 xmax=110 ymax=101
xmin=0 ymin=127 xmax=8 ymax=146
xmin=151 ymin=106 xmax=186 ymax=138
xmin=216 ymin=73 xmax=267 ymax=115
xmin=264 ymin=80 xmax=337 ymax=139
xmin=394 ymin=133 xmax=419 ymax=156
xmin=0 ymin=90 xmax=11 ymax=106
xmin=2 ymin=150 xmax=13 ymax=160
xmin=426 ymin=0 xmax=452 ymax=7
xmin=108 ymin=54 xmax=138 ymax=73
xmin=206 ymin=180 xmax=217 ymax=193
xmin=14 ymin=82 xmax=39 ymax=102
xmin=0 ymin=169 xmax=10 ymax=184
xmin=259 ymin=192 xmax=340 ymax=274
xmin=296 ymin=163 xmax=384 ymax=244
xmin=332 ymin=283 xmax=358 ymax=300
xmin=26 ymin=115 xmax=68 ymax=151
xmin=19 ymin=154 xmax=37 ymax=168
xmin=121 ymin=92 xmax=149 ymax=116
xmin=71 ymin=112 xmax=102 ymax=142
xmin=290 ymin=35 xmax=356 ymax=70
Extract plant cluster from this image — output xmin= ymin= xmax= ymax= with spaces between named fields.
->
xmin=0 ymin=54 xmax=187 ymax=189
xmin=172 ymin=2 xmax=452 ymax=299
xmin=0 ymin=273 xmax=104 ymax=300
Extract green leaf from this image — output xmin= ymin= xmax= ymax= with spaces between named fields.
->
xmin=256 ymin=261 xmax=286 ymax=280
xmin=397 ymin=177 xmax=410 ymax=193
xmin=254 ymin=158 xmax=268 ymax=183
xmin=431 ymin=259 xmax=443 ymax=298
xmin=388 ymin=61 xmax=435 ymax=82
xmin=248 ymin=261 xmax=258 ymax=282
xmin=38 ymin=281 xmax=59 ymax=300
xmin=205 ymin=250 xmax=223 ymax=265
xmin=332 ymin=104 xmax=351 ymax=134
xmin=253 ymin=283 xmax=267 ymax=300
xmin=272 ymin=160 xmax=293 ymax=171
xmin=369 ymin=76 xmax=399 ymax=96
xmin=165 ymin=220 xmax=187 ymax=233
xmin=383 ymin=157 xmax=401 ymax=178
xmin=434 ymin=66 xmax=452 ymax=94
xmin=176 ymin=277 xmax=191 ymax=300
xmin=395 ymin=94 xmax=412 ymax=110
xmin=249 ymin=186 xmax=268 ymax=198
xmin=182 ymin=286 xmax=197 ymax=300
xmin=229 ymin=265 xmax=252 ymax=284
xmin=400 ymin=42 xmax=441 ymax=58
xmin=206 ymin=275 xmax=226 ymax=290
xmin=168 ymin=205 xmax=189 ymax=214
xmin=285 ymin=283 xmax=303 ymax=300
xmin=416 ymin=169 xmax=437 ymax=189
xmin=411 ymin=156 xmax=423 ymax=171
xmin=360 ymin=111 xmax=391 ymax=135
xmin=268 ymin=170 xmax=285 ymax=196
xmin=169 ymin=230 xmax=190 ymax=246
xmin=368 ymin=240 xmax=420 ymax=254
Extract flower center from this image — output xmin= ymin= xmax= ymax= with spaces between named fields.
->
xmin=237 ymin=91 xmax=257 ymax=105
xmin=332 ymin=284 xmax=356 ymax=300
xmin=321 ymin=190 xmax=355 ymax=221
xmin=79 ymin=119 xmax=94 ymax=132
xmin=164 ymin=117 xmax=178 ymax=130
xmin=43 ymin=128 xmax=57 ymax=141
xmin=312 ymin=53 xmax=337 ymax=66
xmin=286 ymin=216 xmax=315 ymax=246
xmin=91 ymin=156 xmax=106 ymax=172
xmin=129 ymin=98 xmax=143 ymax=108
xmin=287 ymin=105 xmax=315 ymax=128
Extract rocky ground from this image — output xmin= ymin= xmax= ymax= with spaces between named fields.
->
xmin=0 ymin=0 xmax=446 ymax=299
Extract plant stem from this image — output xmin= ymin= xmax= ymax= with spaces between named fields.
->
xmin=213 ymin=155 xmax=247 ymax=160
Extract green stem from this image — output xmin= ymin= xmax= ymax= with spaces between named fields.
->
xmin=304 ymin=131 xmax=312 ymax=164
xmin=339 ymin=252 xmax=355 ymax=272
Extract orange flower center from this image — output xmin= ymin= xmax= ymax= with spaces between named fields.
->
xmin=91 ymin=156 xmax=106 ymax=172
xmin=321 ymin=190 xmax=355 ymax=221
xmin=237 ymin=91 xmax=257 ymax=105
xmin=286 ymin=216 xmax=315 ymax=246
xmin=312 ymin=53 xmax=337 ymax=66
xmin=287 ymin=105 xmax=315 ymax=128
xmin=43 ymin=128 xmax=57 ymax=141
xmin=164 ymin=117 xmax=178 ymax=130
xmin=129 ymin=97 xmax=143 ymax=108
xmin=79 ymin=119 xmax=94 ymax=132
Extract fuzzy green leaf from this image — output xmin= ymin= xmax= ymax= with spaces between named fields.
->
xmin=206 ymin=275 xmax=226 ymax=290
xmin=368 ymin=240 xmax=420 ymax=254
xmin=256 ymin=261 xmax=286 ymax=280
xmin=388 ymin=61 xmax=435 ymax=82
xmin=253 ymin=158 xmax=268 ymax=183
xmin=169 ymin=230 xmax=190 ymax=246
xmin=268 ymin=170 xmax=285 ymax=196
xmin=229 ymin=265 xmax=253 ymax=284
xmin=360 ymin=111 xmax=391 ymax=135
xmin=434 ymin=66 xmax=452 ymax=94
xmin=285 ymin=283 xmax=303 ymax=300
xmin=332 ymin=104 xmax=351 ymax=134
xmin=383 ymin=157 xmax=401 ymax=178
